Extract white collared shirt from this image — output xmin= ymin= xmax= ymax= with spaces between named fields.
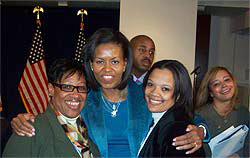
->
xmin=132 ymin=72 xmax=148 ymax=83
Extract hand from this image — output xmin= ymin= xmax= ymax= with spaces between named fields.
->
xmin=172 ymin=124 xmax=204 ymax=154
xmin=11 ymin=113 xmax=35 ymax=137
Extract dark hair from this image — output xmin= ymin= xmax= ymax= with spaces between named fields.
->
xmin=130 ymin=35 xmax=155 ymax=47
xmin=48 ymin=58 xmax=86 ymax=84
xmin=143 ymin=60 xmax=193 ymax=119
xmin=82 ymin=28 xmax=133 ymax=91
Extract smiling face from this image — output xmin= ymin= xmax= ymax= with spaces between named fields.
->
xmin=49 ymin=72 xmax=87 ymax=118
xmin=131 ymin=36 xmax=155 ymax=77
xmin=145 ymin=68 xmax=175 ymax=113
xmin=91 ymin=43 xmax=127 ymax=90
xmin=209 ymin=70 xmax=235 ymax=103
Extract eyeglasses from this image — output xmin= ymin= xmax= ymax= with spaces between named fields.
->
xmin=52 ymin=83 xmax=89 ymax=93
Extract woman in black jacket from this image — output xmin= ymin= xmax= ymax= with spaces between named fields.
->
xmin=138 ymin=60 xmax=205 ymax=157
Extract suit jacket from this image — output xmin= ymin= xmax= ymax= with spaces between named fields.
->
xmin=139 ymin=105 xmax=205 ymax=157
xmin=81 ymin=79 xmax=152 ymax=157
xmin=3 ymin=105 xmax=99 ymax=157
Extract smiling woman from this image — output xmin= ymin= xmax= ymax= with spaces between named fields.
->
xmin=48 ymin=68 xmax=87 ymax=118
xmin=91 ymin=43 xmax=127 ymax=90
xmin=81 ymin=28 xmax=151 ymax=157
xmin=9 ymin=28 xmax=207 ymax=157
xmin=144 ymin=68 xmax=175 ymax=113
xmin=138 ymin=60 xmax=205 ymax=157
xmin=3 ymin=58 xmax=99 ymax=157
xmin=196 ymin=66 xmax=250 ymax=157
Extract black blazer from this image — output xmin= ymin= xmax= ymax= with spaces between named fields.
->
xmin=139 ymin=106 xmax=205 ymax=157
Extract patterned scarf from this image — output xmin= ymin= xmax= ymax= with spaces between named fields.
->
xmin=56 ymin=111 xmax=92 ymax=158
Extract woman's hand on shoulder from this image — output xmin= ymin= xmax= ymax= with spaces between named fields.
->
xmin=172 ymin=124 xmax=203 ymax=154
xmin=11 ymin=113 xmax=35 ymax=137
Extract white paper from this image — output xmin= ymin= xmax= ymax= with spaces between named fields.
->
xmin=208 ymin=124 xmax=249 ymax=158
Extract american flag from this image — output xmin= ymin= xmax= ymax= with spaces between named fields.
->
xmin=74 ymin=23 xmax=86 ymax=64
xmin=18 ymin=24 xmax=49 ymax=115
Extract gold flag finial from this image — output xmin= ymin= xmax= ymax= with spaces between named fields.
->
xmin=33 ymin=6 xmax=44 ymax=26
xmin=33 ymin=6 xmax=44 ymax=20
xmin=77 ymin=9 xmax=88 ymax=30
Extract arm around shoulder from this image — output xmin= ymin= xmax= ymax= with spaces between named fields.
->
xmin=161 ymin=121 xmax=205 ymax=157
xmin=194 ymin=114 xmax=211 ymax=142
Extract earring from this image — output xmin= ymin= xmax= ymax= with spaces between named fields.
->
xmin=123 ymin=66 xmax=126 ymax=72
xmin=90 ymin=62 xmax=93 ymax=71
xmin=176 ymin=95 xmax=180 ymax=101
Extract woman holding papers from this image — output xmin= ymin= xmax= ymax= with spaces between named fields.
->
xmin=196 ymin=66 xmax=249 ymax=157
xmin=138 ymin=60 xmax=205 ymax=157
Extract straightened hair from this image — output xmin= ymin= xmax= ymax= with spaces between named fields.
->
xmin=196 ymin=66 xmax=238 ymax=111
xmin=82 ymin=28 xmax=133 ymax=91
xmin=143 ymin=60 xmax=194 ymax=120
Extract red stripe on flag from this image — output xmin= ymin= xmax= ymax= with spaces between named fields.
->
xmin=18 ymin=24 xmax=48 ymax=115
xmin=37 ymin=61 xmax=49 ymax=103
xmin=20 ymin=69 xmax=41 ymax=114
xmin=18 ymin=85 xmax=33 ymax=114
xmin=31 ymin=62 xmax=48 ymax=112
xmin=25 ymin=62 xmax=45 ymax=114
xmin=38 ymin=60 xmax=48 ymax=85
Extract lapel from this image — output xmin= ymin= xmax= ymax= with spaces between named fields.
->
xmin=83 ymin=89 xmax=108 ymax=156
xmin=45 ymin=105 xmax=79 ymax=156
xmin=139 ymin=106 xmax=176 ymax=157
xmin=127 ymin=80 xmax=152 ymax=156
xmin=83 ymin=80 xmax=152 ymax=157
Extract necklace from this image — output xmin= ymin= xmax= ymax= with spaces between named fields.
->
xmin=101 ymin=94 xmax=121 ymax=117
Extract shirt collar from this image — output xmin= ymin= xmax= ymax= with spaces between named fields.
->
xmin=152 ymin=111 xmax=167 ymax=125
xmin=132 ymin=71 xmax=148 ymax=83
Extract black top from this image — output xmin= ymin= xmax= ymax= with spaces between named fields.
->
xmin=139 ymin=105 xmax=205 ymax=157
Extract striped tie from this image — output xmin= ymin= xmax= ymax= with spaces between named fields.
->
xmin=136 ymin=79 xmax=142 ymax=85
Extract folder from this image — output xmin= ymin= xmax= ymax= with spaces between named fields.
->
xmin=208 ymin=124 xmax=249 ymax=157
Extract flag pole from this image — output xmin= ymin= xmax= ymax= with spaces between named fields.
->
xmin=18 ymin=6 xmax=48 ymax=115
xmin=74 ymin=9 xmax=88 ymax=63
xmin=77 ymin=9 xmax=88 ymax=30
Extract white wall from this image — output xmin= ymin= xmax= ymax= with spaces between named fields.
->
xmin=120 ymin=0 xmax=198 ymax=75
xmin=209 ymin=15 xmax=249 ymax=84
xmin=209 ymin=16 xmax=235 ymax=70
